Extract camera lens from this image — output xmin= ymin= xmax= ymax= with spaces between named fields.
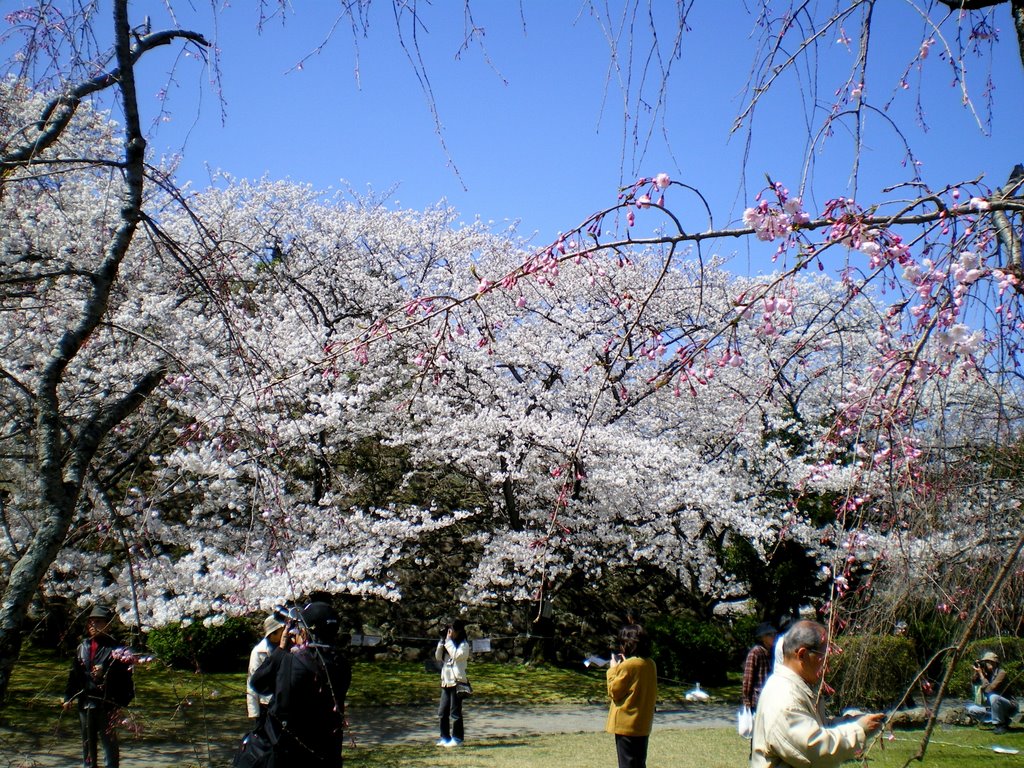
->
xmin=273 ymin=604 xmax=301 ymax=623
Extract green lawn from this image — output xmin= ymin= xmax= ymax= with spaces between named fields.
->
xmin=339 ymin=727 xmax=1024 ymax=768
xmin=2 ymin=647 xmax=1018 ymax=768
xmin=2 ymin=645 xmax=712 ymax=740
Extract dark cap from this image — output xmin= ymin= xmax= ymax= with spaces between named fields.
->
xmin=755 ymin=622 xmax=777 ymax=638
xmin=87 ymin=606 xmax=113 ymax=621
xmin=301 ymin=602 xmax=339 ymax=641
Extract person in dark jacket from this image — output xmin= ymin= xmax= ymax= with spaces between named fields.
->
xmin=250 ymin=601 xmax=352 ymax=767
xmin=62 ymin=605 xmax=135 ymax=768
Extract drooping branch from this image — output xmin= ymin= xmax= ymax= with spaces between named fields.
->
xmin=896 ymin=528 xmax=1024 ymax=767
xmin=273 ymin=183 xmax=1024 ymax=389
xmin=933 ymin=0 xmax=1024 ymax=71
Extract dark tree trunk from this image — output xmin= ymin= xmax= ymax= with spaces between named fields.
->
xmin=0 ymin=0 xmax=203 ymax=705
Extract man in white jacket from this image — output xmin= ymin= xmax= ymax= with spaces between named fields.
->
xmin=751 ymin=620 xmax=885 ymax=768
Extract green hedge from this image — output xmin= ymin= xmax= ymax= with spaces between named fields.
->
xmin=828 ymin=635 xmax=917 ymax=709
xmin=728 ymin=614 xmax=766 ymax=665
xmin=146 ymin=617 xmax=257 ymax=672
xmin=647 ymin=615 xmax=730 ymax=687
xmin=828 ymin=634 xmax=1024 ymax=708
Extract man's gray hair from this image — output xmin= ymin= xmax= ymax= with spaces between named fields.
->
xmin=782 ymin=620 xmax=826 ymax=659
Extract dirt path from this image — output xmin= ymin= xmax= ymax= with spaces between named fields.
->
xmin=347 ymin=701 xmax=735 ymax=746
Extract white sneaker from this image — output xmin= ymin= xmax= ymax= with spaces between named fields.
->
xmin=446 ymin=738 xmax=463 ymax=747
xmin=436 ymin=738 xmax=451 ymax=747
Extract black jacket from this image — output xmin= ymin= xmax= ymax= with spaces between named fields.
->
xmin=250 ymin=643 xmax=351 ymax=767
xmin=64 ymin=634 xmax=135 ymax=710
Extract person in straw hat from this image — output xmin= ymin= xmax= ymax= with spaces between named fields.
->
xmin=967 ymin=650 xmax=1018 ymax=735
xmin=247 ymin=613 xmax=286 ymax=720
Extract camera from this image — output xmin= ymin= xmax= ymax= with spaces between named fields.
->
xmin=273 ymin=604 xmax=300 ymax=621
xmin=441 ymin=625 xmax=451 ymax=639
xmin=273 ymin=604 xmax=303 ymax=632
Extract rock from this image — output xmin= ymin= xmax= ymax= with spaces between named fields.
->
xmin=887 ymin=708 xmax=930 ymax=728
xmin=886 ymin=704 xmax=975 ymax=728
xmin=937 ymin=705 xmax=976 ymax=726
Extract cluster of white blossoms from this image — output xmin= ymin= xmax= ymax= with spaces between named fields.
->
xmin=4 ymin=76 xmax=1020 ymax=627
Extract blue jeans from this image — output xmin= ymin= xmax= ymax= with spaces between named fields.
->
xmin=966 ymin=693 xmax=1019 ymax=727
xmin=78 ymin=705 xmax=119 ymax=768
xmin=438 ymin=686 xmax=464 ymax=741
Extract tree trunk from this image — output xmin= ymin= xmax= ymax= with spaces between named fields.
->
xmin=0 ymin=0 xmax=168 ymax=705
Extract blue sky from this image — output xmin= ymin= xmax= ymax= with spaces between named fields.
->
xmin=124 ymin=1 xmax=1024 ymax=249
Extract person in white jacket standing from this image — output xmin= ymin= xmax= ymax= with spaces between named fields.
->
xmin=751 ymin=620 xmax=885 ymax=768
xmin=246 ymin=614 xmax=285 ymax=720
xmin=435 ymin=618 xmax=471 ymax=747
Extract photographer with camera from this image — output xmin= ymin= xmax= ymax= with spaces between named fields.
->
xmin=62 ymin=605 xmax=135 ymax=768
xmin=606 ymin=623 xmax=657 ymax=768
xmin=434 ymin=618 xmax=471 ymax=747
xmin=249 ymin=602 xmax=351 ymax=767
xmin=966 ymin=651 xmax=1018 ymax=734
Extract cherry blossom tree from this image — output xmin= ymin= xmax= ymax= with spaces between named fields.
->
xmin=1 ymin=4 xmax=1024 ymax=745
xmin=80 ymin=180 xmax=887 ymax=626
xmin=0 ymin=1 xmax=208 ymax=700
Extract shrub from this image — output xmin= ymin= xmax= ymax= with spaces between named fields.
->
xmin=146 ymin=617 xmax=258 ymax=672
xmin=646 ymin=615 xmax=730 ymax=687
xmin=728 ymin=614 xmax=768 ymax=665
xmin=828 ymin=635 xmax=917 ymax=709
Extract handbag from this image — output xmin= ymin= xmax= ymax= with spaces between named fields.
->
xmin=736 ymin=704 xmax=753 ymax=739
xmin=232 ymin=725 xmax=271 ymax=768
xmin=455 ymin=680 xmax=473 ymax=699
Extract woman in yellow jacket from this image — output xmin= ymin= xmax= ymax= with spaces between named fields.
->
xmin=606 ymin=624 xmax=658 ymax=768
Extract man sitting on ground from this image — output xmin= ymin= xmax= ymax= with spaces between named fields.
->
xmin=966 ymin=651 xmax=1018 ymax=735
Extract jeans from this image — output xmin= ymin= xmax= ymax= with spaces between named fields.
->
xmin=78 ymin=705 xmax=119 ymax=768
xmin=966 ymin=693 xmax=1019 ymax=727
xmin=438 ymin=685 xmax=464 ymax=741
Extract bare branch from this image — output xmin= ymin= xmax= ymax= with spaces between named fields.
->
xmin=1 ymin=27 xmax=209 ymax=171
